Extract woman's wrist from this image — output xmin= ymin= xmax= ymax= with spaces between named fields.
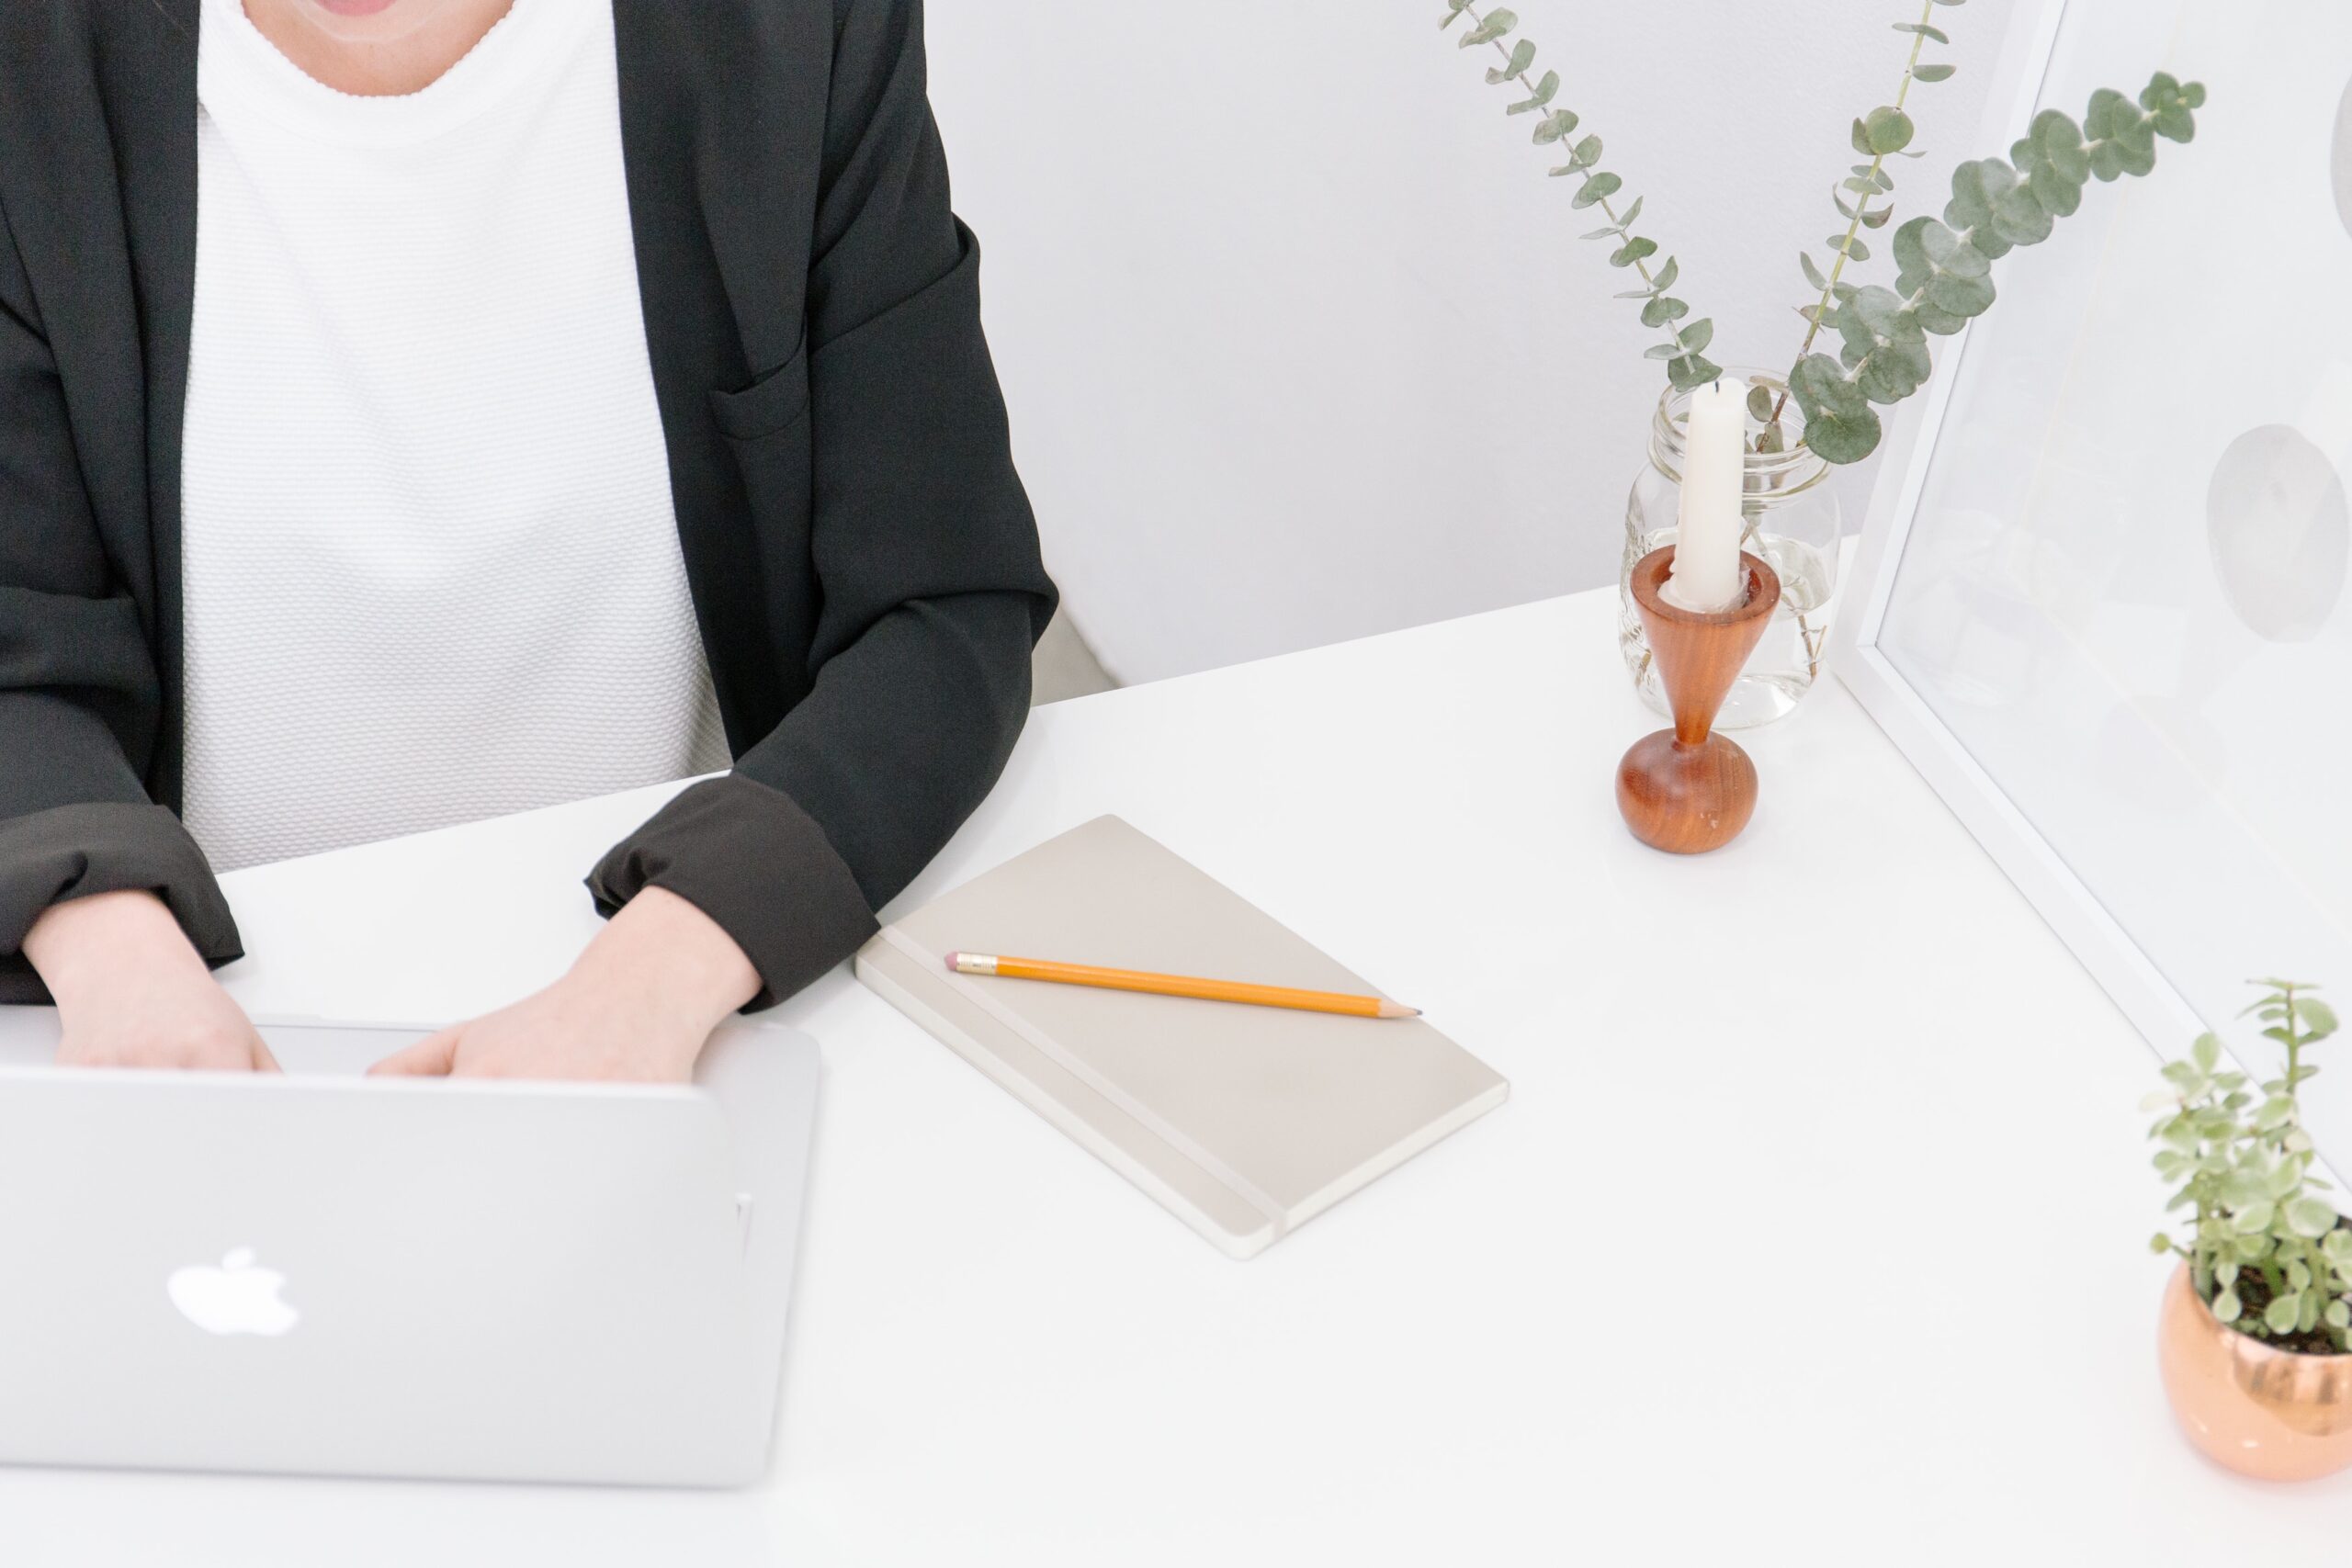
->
xmin=571 ymin=885 xmax=763 ymax=1037
xmin=23 ymin=890 xmax=211 ymax=1007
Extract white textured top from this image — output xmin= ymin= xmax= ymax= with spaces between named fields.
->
xmin=181 ymin=0 xmax=729 ymax=874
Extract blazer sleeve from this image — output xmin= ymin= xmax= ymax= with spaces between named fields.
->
xmin=0 ymin=194 xmax=243 ymax=1003
xmin=586 ymin=0 xmax=1057 ymax=1010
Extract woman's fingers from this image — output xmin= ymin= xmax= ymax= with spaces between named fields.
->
xmin=367 ymin=1029 xmax=461 ymax=1077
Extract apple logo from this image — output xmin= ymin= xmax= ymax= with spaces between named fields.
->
xmin=167 ymin=1247 xmax=300 ymax=1337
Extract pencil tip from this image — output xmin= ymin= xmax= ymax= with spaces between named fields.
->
xmin=1377 ymin=1001 xmax=1422 ymax=1019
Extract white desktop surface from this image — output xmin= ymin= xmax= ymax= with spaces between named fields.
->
xmin=3 ymin=583 xmax=2342 ymax=1566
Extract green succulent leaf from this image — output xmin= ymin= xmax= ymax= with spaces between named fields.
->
xmin=2267 ymin=1293 xmax=2305 ymax=1336
xmin=2290 ymin=1199 xmax=2342 ymax=1240
xmin=2214 ymin=1288 xmax=2244 ymax=1324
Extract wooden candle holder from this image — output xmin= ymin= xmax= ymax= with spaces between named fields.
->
xmin=1616 ymin=546 xmax=1782 ymax=854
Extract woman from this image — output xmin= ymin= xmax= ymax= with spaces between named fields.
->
xmin=0 ymin=0 xmax=1055 ymax=1079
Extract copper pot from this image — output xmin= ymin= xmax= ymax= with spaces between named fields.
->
xmin=2157 ymin=1263 xmax=2352 ymax=1480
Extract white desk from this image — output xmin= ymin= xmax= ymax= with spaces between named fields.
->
xmin=3 ymin=582 xmax=2345 ymax=1566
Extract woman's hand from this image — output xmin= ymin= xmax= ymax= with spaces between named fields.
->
xmin=25 ymin=891 xmax=278 ymax=1072
xmin=368 ymin=886 xmax=761 ymax=1083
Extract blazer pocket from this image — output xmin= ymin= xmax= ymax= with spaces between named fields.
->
xmin=707 ymin=335 xmax=811 ymax=442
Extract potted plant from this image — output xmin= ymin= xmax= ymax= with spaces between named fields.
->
xmin=1431 ymin=1 xmax=2204 ymax=726
xmin=2143 ymin=979 xmax=2352 ymax=1481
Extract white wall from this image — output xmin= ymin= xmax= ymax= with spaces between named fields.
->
xmin=925 ymin=0 xmax=2020 ymax=685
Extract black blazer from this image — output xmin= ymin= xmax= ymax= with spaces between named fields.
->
xmin=0 ymin=0 xmax=1056 ymax=1006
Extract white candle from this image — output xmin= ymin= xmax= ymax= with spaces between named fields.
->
xmin=1662 ymin=376 xmax=1748 ymax=613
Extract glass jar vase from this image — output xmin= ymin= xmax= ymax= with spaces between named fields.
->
xmin=1617 ymin=368 xmax=1842 ymax=728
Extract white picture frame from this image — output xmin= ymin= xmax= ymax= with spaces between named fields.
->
xmin=1833 ymin=0 xmax=2352 ymax=1103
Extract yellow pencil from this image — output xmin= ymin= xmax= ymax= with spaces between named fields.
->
xmin=945 ymin=952 xmax=1420 ymax=1020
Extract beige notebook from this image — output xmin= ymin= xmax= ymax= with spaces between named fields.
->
xmin=854 ymin=817 xmax=1508 ymax=1258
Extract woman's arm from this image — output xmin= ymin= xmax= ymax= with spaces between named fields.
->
xmin=0 ymin=183 xmax=250 ymax=1022
xmin=27 ymin=891 xmax=276 ymax=1071
xmin=582 ymin=0 xmax=1057 ymax=1011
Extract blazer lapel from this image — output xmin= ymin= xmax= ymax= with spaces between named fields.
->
xmin=105 ymin=0 xmax=203 ymax=810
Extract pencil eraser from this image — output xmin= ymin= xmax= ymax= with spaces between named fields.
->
xmin=944 ymin=951 xmax=963 ymax=971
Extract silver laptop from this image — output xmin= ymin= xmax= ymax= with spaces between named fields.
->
xmin=0 ymin=1010 xmax=818 ymax=1488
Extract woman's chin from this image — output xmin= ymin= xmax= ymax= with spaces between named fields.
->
xmin=289 ymin=0 xmax=453 ymax=43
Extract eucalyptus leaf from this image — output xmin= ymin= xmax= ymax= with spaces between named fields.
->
xmin=1912 ymin=62 xmax=1957 ymax=83
xmin=1790 ymin=354 xmax=1867 ymax=422
xmin=1666 ymin=353 xmax=1722 ymax=391
xmin=1802 ymin=406 xmax=1882 ymax=465
xmin=1892 ymin=22 xmax=1951 ymax=42
xmin=1572 ymin=172 xmax=1623 ymax=209
xmin=1641 ymin=295 xmax=1690 ymax=327
xmin=1460 ymin=9 xmax=1517 ymax=48
xmin=1863 ymin=107 xmax=1916 ymax=155
xmin=1506 ymin=69 xmax=1559 ymax=115
xmin=1532 ymin=108 xmax=1577 ymax=145
xmin=1487 ymin=39 xmax=1536 ymax=83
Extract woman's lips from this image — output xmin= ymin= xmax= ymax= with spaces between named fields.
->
xmin=310 ymin=0 xmax=401 ymax=16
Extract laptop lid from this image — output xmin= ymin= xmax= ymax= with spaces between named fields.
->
xmin=0 ymin=1013 xmax=818 ymax=1488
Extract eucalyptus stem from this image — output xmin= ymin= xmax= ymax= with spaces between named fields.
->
xmin=1769 ymin=0 xmax=1938 ymax=428
xmin=1440 ymin=1 xmax=1720 ymax=388
xmin=1457 ymin=4 xmax=1659 ymax=297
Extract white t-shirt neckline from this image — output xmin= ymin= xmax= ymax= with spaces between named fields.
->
xmin=198 ymin=0 xmax=578 ymax=147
